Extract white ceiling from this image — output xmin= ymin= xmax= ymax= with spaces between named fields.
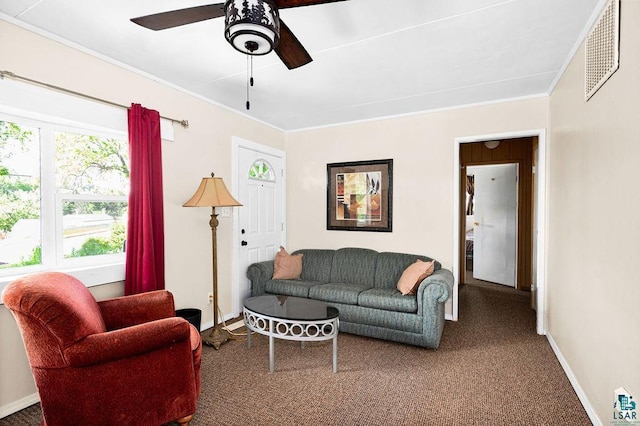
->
xmin=0 ymin=0 xmax=604 ymax=131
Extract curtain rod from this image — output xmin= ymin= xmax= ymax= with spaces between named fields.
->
xmin=0 ymin=70 xmax=189 ymax=128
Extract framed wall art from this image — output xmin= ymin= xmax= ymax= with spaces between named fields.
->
xmin=326 ymin=159 xmax=393 ymax=232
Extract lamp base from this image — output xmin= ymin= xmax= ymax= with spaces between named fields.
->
xmin=201 ymin=325 xmax=235 ymax=350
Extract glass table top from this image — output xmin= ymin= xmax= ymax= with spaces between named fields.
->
xmin=244 ymin=295 xmax=339 ymax=321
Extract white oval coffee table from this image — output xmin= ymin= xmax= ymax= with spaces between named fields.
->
xmin=244 ymin=295 xmax=339 ymax=373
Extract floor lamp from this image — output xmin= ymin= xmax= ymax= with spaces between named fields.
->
xmin=183 ymin=173 xmax=242 ymax=349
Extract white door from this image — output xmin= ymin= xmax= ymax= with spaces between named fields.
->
xmin=471 ymin=164 xmax=518 ymax=287
xmin=235 ymin=146 xmax=284 ymax=313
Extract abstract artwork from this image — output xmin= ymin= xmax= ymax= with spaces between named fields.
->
xmin=327 ymin=159 xmax=393 ymax=232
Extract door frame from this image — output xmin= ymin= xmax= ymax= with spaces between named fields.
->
xmin=231 ymin=137 xmax=286 ymax=317
xmin=452 ymin=129 xmax=547 ymax=335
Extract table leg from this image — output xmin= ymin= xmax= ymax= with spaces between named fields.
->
xmin=333 ymin=334 xmax=338 ymax=373
xmin=247 ymin=326 xmax=252 ymax=348
xmin=269 ymin=319 xmax=275 ymax=373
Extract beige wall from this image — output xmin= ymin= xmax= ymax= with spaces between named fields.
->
xmin=547 ymin=1 xmax=640 ymax=422
xmin=0 ymin=19 xmax=285 ymax=412
xmin=285 ymin=99 xmax=547 ymax=266
xmin=0 ymin=305 xmax=35 ymax=413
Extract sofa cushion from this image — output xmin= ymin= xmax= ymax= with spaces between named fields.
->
xmin=265 ymin=280 xmax=319 ymax=298
xmin=374 ymin=252 xmax=439 ymax=289
xmin=292 ymin=249 xmax=335 ymax=283
xmin=358 ymin=288 xmax=418 ymax=313
xmin=330 ymin=304 xmax=423 ymax=334
xmin=330 ymin=248 xmax=378 ymax=287
xmin=272 ymin=247 xmax=303 ymax=280
xmin=308 ymin=283 xmax=368 ymax=305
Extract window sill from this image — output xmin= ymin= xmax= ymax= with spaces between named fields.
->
xmin=0 ymin=263 xmax=125 ymax=304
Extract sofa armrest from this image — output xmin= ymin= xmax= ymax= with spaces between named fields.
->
xmin=247 ymin=260 xmax=275 ymax=296
xmin=98 ymin=290 xmax=176 ymax=330
xmin=64 ymin=317 xmax=190 ymax=367
xmin=416 ymin=268 xmax=453 ymax=311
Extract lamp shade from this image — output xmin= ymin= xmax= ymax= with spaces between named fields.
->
xmin=183 ymin=175 xmax=242 ymax=208
xmin=224 ymin=0 xmax=280 ymax=55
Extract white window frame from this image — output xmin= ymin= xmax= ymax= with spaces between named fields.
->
xmin=0 ymin=108 xmax=128 ymax=294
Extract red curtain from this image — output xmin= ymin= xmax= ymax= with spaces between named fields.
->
xmin=125 ymin=104 xmax=165 ymax=295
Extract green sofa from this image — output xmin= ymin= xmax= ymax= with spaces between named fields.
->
xmin=246 ymin=247 xmax=453 ymax=348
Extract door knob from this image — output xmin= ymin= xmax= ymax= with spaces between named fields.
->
xmin=241 ymin=240 xmax=248 ymax=246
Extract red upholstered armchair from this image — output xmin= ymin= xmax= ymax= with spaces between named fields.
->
xmin=1 ymin=272 xmax=202 ymax=426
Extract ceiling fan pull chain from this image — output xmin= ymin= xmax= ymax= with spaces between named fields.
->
xmin=250 ymin=55 xmax=254 ymax=87
xmin=246 ymin=55 xmax=251 ymax=110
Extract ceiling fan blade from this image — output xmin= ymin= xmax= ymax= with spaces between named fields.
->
xmin=275 ymin=20 xmax=313 ymax=69
xmin=131 ymin=4 xmax=225 ymax=31
xmin=276 ymin=0 xmax=347 ymax=9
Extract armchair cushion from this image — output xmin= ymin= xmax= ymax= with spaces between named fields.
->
xmin=64 ymin=317 xmax=190 ymax=367
xmin=98 ymin=290 xmax=176 ymax=330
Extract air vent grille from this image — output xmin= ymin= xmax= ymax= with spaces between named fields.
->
xmin=585 ymin=0 xmax=620 ymax=100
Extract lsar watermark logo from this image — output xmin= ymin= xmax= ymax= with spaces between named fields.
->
xmin=613 ymin=387 xmax=638 ymax=424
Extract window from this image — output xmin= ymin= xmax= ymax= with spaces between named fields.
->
xmin=54 ymin=129 xmax=129 ymax=264
xmin=0 ymin=121 xmax=41 ymax=269
xmin=248 ymin=159 xmax=275 ymax=181
xmin=0 ymin=115 xmax=129 ymax=279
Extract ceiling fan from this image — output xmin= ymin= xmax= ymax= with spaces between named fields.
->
xmin=131 ymin=0 xmax=348 ymax=70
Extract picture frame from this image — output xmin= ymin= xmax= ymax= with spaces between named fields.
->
xmin=326 ymin=159 xmax=393 ymax=232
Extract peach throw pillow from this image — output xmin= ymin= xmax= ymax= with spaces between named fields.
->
xmin=397 ymin=260 xmax=435 ymax=295
xmin=272 ymin=246 xmax=303 ymax=280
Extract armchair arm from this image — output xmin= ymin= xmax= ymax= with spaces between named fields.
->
xmin=64 ymin=317 xmax=190 ymax=367
xmin=246 ymin=260 xmax=275 ymax=296
xmin=98 ymin=290 xmax=175 ymax=330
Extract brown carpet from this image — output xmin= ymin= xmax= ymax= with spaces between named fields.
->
xmin=0 ymin=283 xmax=591 ymax=425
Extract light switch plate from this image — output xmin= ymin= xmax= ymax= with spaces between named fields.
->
xmin=220 ymin=207 xmax=231 ymax=218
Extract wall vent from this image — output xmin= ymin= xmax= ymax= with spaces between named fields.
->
xmin=585 ymin=0 xmax=620 ymax=100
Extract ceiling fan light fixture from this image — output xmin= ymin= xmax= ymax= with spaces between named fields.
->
xmin=225 ymin=0 xmax=280 ymax=56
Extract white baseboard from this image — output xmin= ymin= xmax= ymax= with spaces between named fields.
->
xmin=0 ymin=392 xmax=39 ymax=419
xmin=547 ymin=332 xmax=600 ymax=425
